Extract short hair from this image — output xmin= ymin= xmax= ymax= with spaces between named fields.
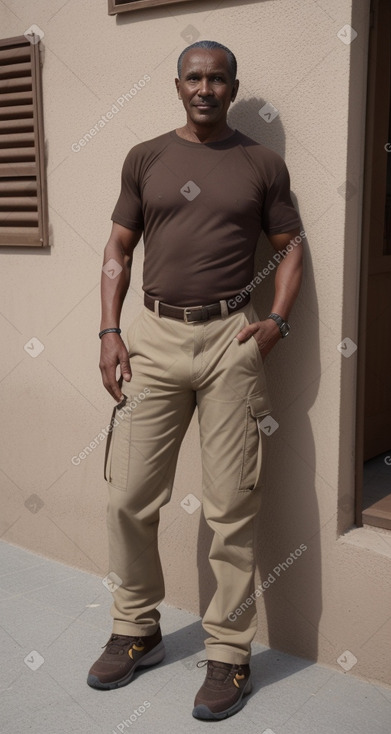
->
xmin=177 ymin=40 xmax=237 ymax=82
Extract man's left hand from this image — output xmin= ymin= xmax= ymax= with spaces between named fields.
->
xmin=235 ymin=318 xmax=281 ymax=360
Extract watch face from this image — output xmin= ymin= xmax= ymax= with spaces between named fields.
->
xmin=281 ymin=322 xmax=290 ymax=337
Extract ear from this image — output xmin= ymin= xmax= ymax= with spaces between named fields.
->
xmin=231 ymin=79 xmax=239 ymax=103
xmin=175 ymin=77 xmax=182 ymax=100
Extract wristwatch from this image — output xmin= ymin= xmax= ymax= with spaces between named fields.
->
xmin=267 ymin=312 xmax=290 ymax=338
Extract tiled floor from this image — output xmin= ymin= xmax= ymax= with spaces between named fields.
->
xmin=0 ymin=540 xmax=390 ymax=734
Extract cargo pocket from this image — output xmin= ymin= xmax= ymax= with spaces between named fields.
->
xmin=238 ymin=392 xmax=271 ymax=492
xmin=104 ymin=399 xmax=132 ymax=491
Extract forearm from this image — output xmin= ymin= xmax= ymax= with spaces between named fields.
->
xmin=270 ymin=244 xmax=303 ymax=321
xmin=100 ymin=239 xmax=132 ymax=330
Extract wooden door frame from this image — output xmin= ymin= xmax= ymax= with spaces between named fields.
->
xmin=355 ymin=0 xmax=391 ymax=525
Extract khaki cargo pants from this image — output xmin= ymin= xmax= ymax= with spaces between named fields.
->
xmin=104 ymin=300 xmax=272 ymax=665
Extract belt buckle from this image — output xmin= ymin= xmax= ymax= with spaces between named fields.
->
xmin=184 ymin=306 xmax=203 ymax=324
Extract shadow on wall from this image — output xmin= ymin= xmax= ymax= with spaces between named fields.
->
xmin=196 ymin=97 xmax=322 ymax=665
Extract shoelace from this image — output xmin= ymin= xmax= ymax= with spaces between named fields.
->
xmin=103 ymin=634 xmax=142 ymax=655
xmin=196 ymin=659 xmax=243 ymax=683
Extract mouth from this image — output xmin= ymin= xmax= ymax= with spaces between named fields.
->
xmin=194 ymin=104 xmax=217 ymax=110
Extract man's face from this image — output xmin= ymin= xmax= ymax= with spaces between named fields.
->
xmin=175 ymin=49 xmax=239 ymax=128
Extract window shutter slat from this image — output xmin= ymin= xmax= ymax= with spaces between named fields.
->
xmin=0 ymin=90 xmax=33 ymax=105
xmin=0 ymin=210 xmax=38 ymax=223
xmin=0 ymin=146 xmax=35 ymax=161
xmin=0 ymin=162 xmax=36 ymax=175
xmin=0 ymin=46 xmax=31 ymax=64
xmin=108 ymin=0 xmax=194 ymax=14
xmin=0 ymin=132 xmax=35 ymax=146
xmin=0 ymin=179 xmax=36 ymax=193
xmin=0 ymin=119 xmax=34 ymax=133
xmin=0 ymin=196 xmax=37 ymax=209
xmin=0 ymin=76 xmax=32 ymax=93
xmin=0 ymin=61 xmax=31 ymax=79
xmin=0 ymin=104 xmax=34 ymax=120
xmin=0 ymin=226 xmax=40 ymax=246
xmin=0 ymin=36 xmax=48 ymax=246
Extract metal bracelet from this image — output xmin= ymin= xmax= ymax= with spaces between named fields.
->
xmin=99 ymin=328 xmax=121 ymax=339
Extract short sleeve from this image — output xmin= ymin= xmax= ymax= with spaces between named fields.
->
xmin=111 ymin=149 xmax=144 ymax=231
xmin=262 ymin=162 xmax=301 ymax=235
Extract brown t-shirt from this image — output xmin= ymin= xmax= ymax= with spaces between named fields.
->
xmin=111 ymin=129 xmax=300 ymax=306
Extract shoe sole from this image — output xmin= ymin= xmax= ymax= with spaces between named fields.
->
xmin=192 ymin=676 xmax=252 ymax=721
xmin=87 ymin=640 xmax=165 ymax=690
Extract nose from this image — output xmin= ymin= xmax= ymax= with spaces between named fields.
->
xmin=198 ymin=77 xmax=212 ymax=98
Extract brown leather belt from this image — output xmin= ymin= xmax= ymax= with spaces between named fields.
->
xmin=144 ymin=292 xmax=250 ymax=323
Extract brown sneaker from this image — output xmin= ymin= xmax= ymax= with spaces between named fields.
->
xmin=192 ymin=659 xmax=252 ymax=720
xmin=87 ymin=628 xmax=165 ymax=690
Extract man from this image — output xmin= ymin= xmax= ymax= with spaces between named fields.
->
xmin=88 ymin=40 xmax=303 ymax=721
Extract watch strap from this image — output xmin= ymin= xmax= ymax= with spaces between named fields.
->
xmin=267 ymin=313 xmax=290 ymax=338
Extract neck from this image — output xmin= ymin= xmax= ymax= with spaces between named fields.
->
xmin=176 ymin=121 xmax=235 ymax=144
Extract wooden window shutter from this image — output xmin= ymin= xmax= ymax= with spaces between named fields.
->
xmin=0 ymin=34 xmax=48 ymax=247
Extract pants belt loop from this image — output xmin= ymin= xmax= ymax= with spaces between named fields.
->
xmin=219 ymin=299 xmax=229 ymax=318
xmin=154 ymin=299 xmax=160 ymax=317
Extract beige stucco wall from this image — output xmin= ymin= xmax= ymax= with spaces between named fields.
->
xmin=1 ymin=0 xmax=390 ymax=686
